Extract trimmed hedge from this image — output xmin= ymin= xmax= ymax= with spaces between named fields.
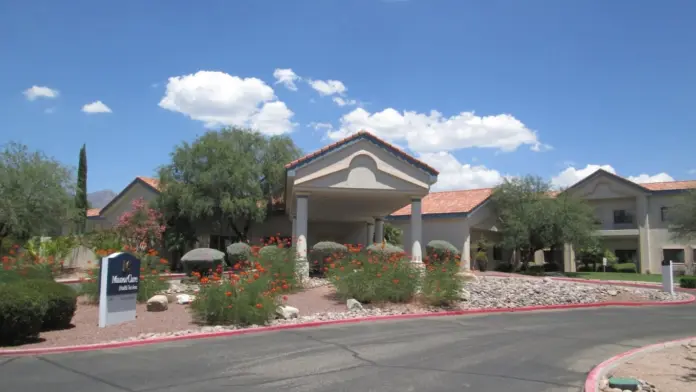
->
xmin=365 ymin=243 xmax=404 ymax=257
xmin=22 ymin=280 xmax=78 ymax=330
xmin=614 ymin=262 xmax=637 ymax=273
xmin=0 ymin=284 xmax=46 ymax=345
xmin=426 ymin=240 xmax=460 ymax=262
xmin=310 ymin=242 xmax=347 ymax=275
xmin=680 ymin=276 xmax=696 ymax=289
xmin=226 ymin=242 xmax=251 ymax=267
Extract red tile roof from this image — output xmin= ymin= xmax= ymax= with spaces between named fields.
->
xmin=285 ymin=130 xmax=439 ymax=175
xmin=390 ymin=188 xmax=494 ymax=216
xmin=86 ymin=208 xmax=101 ymax=217
xmin=641 ymin=180 xmax=696 ymax=191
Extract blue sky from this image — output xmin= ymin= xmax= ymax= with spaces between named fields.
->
xmin=2 ymin=0 xmax=695 ymax=193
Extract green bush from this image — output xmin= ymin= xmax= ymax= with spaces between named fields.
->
xmin=680 ymin=276 xmax=696 ymax=289
xmin=495 ymin=263 xmax=514 ymax=273
xmin=475 ymin=250 xmax=488 ymax=272
xmin=327 ymin=250 xmax=418 ymax=303
xmin=422 ymin=257 xmax=462 ymax=306
xmin=425 ymin=240 xmax=460 ymax=263
xmin=22 ymin=280 xmax=77 ymax=330
xmin=0 ymin=284 xmax=46 ymax=345
xmin=256 ymin=246 xmax=298 ymax=293
xmin=614 ymin=262 xmax=637 ymax=273
xmin=544 ymin=262 xmax=560 ymax=272
xmin=226 ymin=242 xmax=251 ymax=268
xmin=310 ymin=241 xmax=347 ymax=276
xmin=524 ymin=265 xmax=546 ymax=276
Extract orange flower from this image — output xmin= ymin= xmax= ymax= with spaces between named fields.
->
xmin=282 ymin=283 xmax=289 ymax=290
xmin=160 ymin=258 xmax=168 ymax=264
xmin=255 ymin=303 xmax=263 ymax=309
xmin=225 ymin=291 xmax=232 ymax=297
xmin=392 ymin=279 xmax=399 ymax=284
xmin=376 ymin=273 xmax=381 ymax=278
xmin=282 ymin=295 xmax=288 ymax=301
xmin=253 ymin=273 xmax=260 ymax=279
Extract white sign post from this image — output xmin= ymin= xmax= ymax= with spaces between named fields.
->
xmin=602 ymin=257 xmax=607 ymax=273
xmin=99 ymin=252 xmax=141 ymax=328
xmin=661 ymin=260 xmax=674 ymax=295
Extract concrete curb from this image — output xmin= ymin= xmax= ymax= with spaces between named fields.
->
xmin=584 ymin=335 xmax=696 ymax=392
xmin=1 ymin=294 xmax=694 ymax=357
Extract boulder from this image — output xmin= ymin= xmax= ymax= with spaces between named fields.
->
xmin=459 ymin=289 xmax=471 ymax=301
xmin=146 ymin=295 xmax=169 ymax=312
xmin=347 ymin=298 xmax=364 ymax=311
xmin=276 ymin=305 xmax=299 ymax=320
xmin=176 ymin=294 xmax=195 ymax=304
xmin=165 ymin=293 xmax=177 ymax=303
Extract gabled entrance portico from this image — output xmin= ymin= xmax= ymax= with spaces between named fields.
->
xmin=284 ymin=131 xmax=439 ymax=278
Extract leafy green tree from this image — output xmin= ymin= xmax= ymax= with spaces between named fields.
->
xmin=0 ymin=142 xmax=75 ymax=249
xmin=668 ymin=190 xmax=696 ymax=241
xmin=383 ymin=223 xmax=403 ymax=245
xmin=491 ymin=175 xmax=597 ymax=268
xmin=157 ymin=128 xmax=302 ymax=243
xmin=74 ymin=144 xmax=88 ymax=233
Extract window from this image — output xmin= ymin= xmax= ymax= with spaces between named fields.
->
xmin=614 ymin=249 xmax=637 ymax=263
xmin=209 ymin=235 xmax=236 ymax=253
xmin=663 ymin=249 xmax=685 ymax=264
xmin=661 ymin=207 xmax=670 ymax=222
xmin=613 ymin=210 xmax=634 ymax=224
xmin=493 ymin=246 xmax=503 ymax=261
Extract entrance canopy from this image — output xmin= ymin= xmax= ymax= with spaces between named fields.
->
xmin=284 ymin=131 xmax=439 ymax=222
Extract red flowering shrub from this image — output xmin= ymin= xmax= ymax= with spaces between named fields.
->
xmin=327 ymin=246 xmax=419 ymax=303
xmin=115 ymin=198 xmax=165 ymax=252
xmin=422 ymin=251 xmax=462 ymax=306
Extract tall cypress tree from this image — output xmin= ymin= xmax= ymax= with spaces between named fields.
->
xmin=75 ymin=144 xmax=88 ymax=233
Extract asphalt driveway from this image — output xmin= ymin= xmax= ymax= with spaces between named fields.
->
xmin=2 ymin=304 xmax=695 ymax=392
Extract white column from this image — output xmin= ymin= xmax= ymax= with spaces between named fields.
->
xmin=563 ymin=243 xmax=576 ymax=272
xmin=295 ymin=195 xmax=309 ymax=280
xmin=637 ymin=195 xmax=651 ymax=273
xmin=461 ymin=223 xmax=471 ymax=271
xmin=374 ymin=218 xmax=385 ymax=244
xmin=410 ymin=197 xmax=423 ymax=263
xmin=366 ymin=222 xmax=375 ymax=246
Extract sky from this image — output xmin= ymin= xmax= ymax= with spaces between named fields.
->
xmin=2 ymin=0 xmax=695 ymax=194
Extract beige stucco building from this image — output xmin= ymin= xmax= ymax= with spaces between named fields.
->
xmin=85 ymin=131 xmax=696 ymax=274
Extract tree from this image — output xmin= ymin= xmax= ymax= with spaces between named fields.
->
xmin=157 ymin=128 xmax=302 ymax=242
xmin=0 ymin=142 xmax=75 ymax=249
xmin=668 ymin=190 xmax=696 ymax=241
xmin=74 ymin=144 xmax=88 ymax=233
xmin=383 ymin=223 xmax=403 ymax=245
xmin=490 ymin=175 xmax=598 ymax=269
xmin=116 ymin=198 xmax=165 ymax=251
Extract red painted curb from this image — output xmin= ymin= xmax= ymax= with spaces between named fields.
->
xmin=1 ymin=294 xmax=693 ymax=357
xmin=584 ymin=335 xmax=696 ymax=392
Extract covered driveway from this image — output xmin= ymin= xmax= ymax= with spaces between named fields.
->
xmin=283 ymin=131 xmax=439 ymax=273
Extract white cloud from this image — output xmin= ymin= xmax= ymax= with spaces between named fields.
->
xmin=327 ymin=108 xmax=546 ymax=153
xmin=81 ymin=100 xmax=112 ymax=114
xmin=23 ymin=85 xmax=59 ymax=101
xmin=419 ymin=152 xmax=505 ymax=191
xmin=309 ymin=79 xmax=347 ymax=96
xmin=627 ymin=173 xmax=674 ymax=184
xmin=333 ymin=97 xmax=357 ymax=107
xmin=309 ymin=122 xmax=333 ymax=131
xmin=551 ymin=164 xmax=674 ymax=188
xmin=273 ymin=68 xmax=300 ymax=91
xmin=159 ymin=70 xmax=295 ymax=135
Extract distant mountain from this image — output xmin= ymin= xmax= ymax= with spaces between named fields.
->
xmin=88 ymin=190 xmax=117 ymax=209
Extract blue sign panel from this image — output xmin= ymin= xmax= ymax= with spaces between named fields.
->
xmin=100 ymin=253 xmax=141 ymax=296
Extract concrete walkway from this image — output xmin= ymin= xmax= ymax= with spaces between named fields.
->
xmin=2 ymin=304 xmax=696 ymax=392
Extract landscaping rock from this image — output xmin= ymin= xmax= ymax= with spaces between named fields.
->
xmin=146 ymin=295 xmax=169 ymax=312
xmin=176 ymin=294 xmax=194 ymax=304
xmin=459 ymin=289 xmax=471 ymax=301
xmin=165 ymin=293 xmax=177 ymax=303
xmin=347 ymin=298 xmax=363 ymax=311
xmin=276 ymin=305 xmax=299 ymax=320
xmin=689 ymin=340 xmax=696 ymax=348
xmin=608 ymin=289 xmax=619 ymax=296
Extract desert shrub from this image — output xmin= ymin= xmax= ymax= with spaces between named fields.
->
xmin=0 ymin=284 xmax=46 ymax=345
xmin=226 ymin=242 xmax=251 ymax=268
xmin=327 ymin=249 xmax=418 ymax=303
xmin=255 ymin=245 xmax=298 ymax=292
xmin=181 ymin=258 xmax=224 ymax=276
xmin=577 ymin=265 xmax=593 ymax=272
xmin=614 ymin=262 xmax=637 ymax=273
xmin=310 ymin=241 xmax=347 ymax=276
xmin=426 ymin=240 xmax=460 ymax=263
xmin=422 ymin=252 xmax=462 ymax=306
xmin=22 ymin=280 xmax=77 ymax=330
xmin=0 ymin=246 xmax=59 ymax=282
xmin=365 ymin=243 xmax=404 ymax=257
xmin=680 ymin=276 xmax=696 ymax=288
xmin=543 ymin=262 xmax=560 ymax=272
xmin=475 ymin=250 xmax=488 ymax=272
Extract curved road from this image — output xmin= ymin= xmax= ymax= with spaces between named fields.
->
xmin=2 ymin=304 xmax=695 ymax=392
